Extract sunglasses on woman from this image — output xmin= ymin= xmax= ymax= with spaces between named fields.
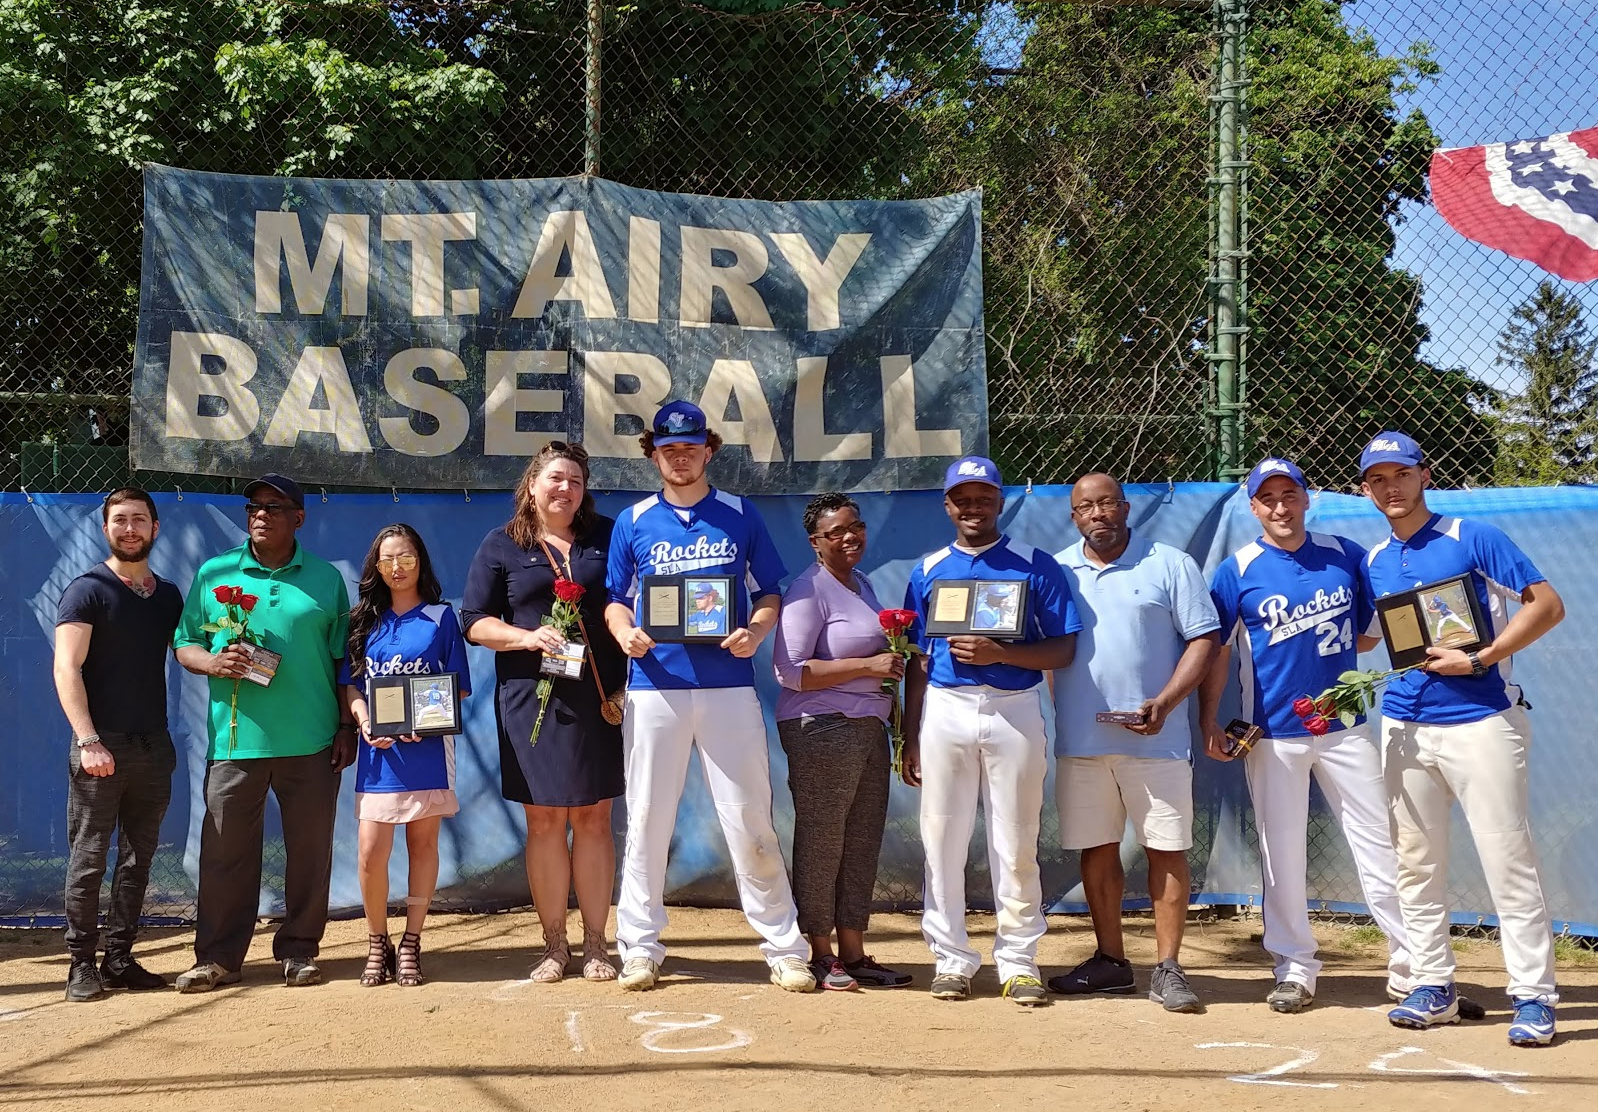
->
xmin=376 ymin=554 xmax=419 ymax=571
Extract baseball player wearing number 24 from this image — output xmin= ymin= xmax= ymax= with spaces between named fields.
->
xmin=1198 ymin=457 xmax=1416 ymax=1017
xmin=899 ymin=456 xmax=1081 ymax=1007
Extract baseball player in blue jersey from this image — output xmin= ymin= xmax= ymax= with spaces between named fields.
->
xmin=604 ymin=400 xmax=814 ymax=994
xmin=900 ymin=456 xmax=1081 ymax=1006
xmin=1358 ymin=432 xmax=1565 ymax=1046
xmin=1197 ymin=457 xmax=1415 ymax=1014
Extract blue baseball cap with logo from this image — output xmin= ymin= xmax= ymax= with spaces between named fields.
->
xmin=693 ymin=582 xmax=719 ymax=599
xmin=943 ymin=455 xmax=1002 ymax=493
xmin=651 ymin=400 xmax=709 ymax=447
xmin=1359 ymin=430 xmax=1425 ymax=476
xmin=1245 ymin=457 xmax=1307 ymax=499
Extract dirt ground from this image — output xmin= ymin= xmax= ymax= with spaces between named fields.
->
xmin=1 ymin=908 xmax=1593 ymax=1111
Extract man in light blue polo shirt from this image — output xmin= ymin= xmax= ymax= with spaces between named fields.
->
xmin=1358 ymin=431 xmax=1565 ymax=1046
xmin=1048 ymin=472 xmax=1220 ymax=1012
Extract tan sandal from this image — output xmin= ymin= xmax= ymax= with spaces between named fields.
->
xmin=530 ymin=937 xmax=570 ymax=983
xmin=582 ymin=929 xmax=617 ymax=981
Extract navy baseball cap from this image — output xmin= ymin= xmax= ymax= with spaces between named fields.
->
xmin=651 ymin=400 xmax=709 ymax=446
xmin=1245 ymin=457 xmax=1307 ymax=499
xmin=943 ymin=455 xmax=1002 ymax=493
xmin=1359 ymin=430 xmax=1425 ymax=475
xmin=242 ymin=473 xmax=305 ymax=509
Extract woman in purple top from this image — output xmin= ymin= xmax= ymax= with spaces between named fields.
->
xmin=773 ymin=493 xmax=911 ymax=992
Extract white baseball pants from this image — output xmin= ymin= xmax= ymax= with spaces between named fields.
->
xmin=1379 ymin=707 xmax=1556 ymax=1002
xmin=1243 ymin=723 xmax=1413 ymax=994
xmin=919 ymin=684 xmax=1048 ymax=982
xmin=616 ymin=687 xmax=807 ymax=966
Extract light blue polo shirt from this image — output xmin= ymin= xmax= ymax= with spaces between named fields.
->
xmin=1054 ymin=531 xmax=1220 ymax=758
xmin=1361 ymin=512 xmax=1544 ymax=725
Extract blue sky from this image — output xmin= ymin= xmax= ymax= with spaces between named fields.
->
xmin=1346 ymin=0 xmax=1598 ymax=385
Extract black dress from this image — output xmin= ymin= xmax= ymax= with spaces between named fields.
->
xmin=461 ymin=518 xmax=626 ymax=806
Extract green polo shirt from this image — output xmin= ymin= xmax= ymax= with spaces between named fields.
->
xmin=175 ymin=541 xmax=351 ymax=761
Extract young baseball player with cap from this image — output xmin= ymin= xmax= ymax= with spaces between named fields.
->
xmin=1358 ymin=431 xmax=1565 ymax=1046
xmin=900 ymin=456 xmax=1080 ymax=1005
xmin=1197 ymin=457 xmax=1415 ymax=1014
xmin=604 ymin=400 xmax=814 ymax=993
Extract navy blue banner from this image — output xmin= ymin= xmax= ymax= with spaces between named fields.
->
xmin=132 ymin=165 xmax=986 ymax=492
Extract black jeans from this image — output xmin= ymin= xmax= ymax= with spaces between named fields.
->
xmin=193 ymin=750 xmax=340 ymax=971
xmin=64 ymin=730 xmax=176 ymax=961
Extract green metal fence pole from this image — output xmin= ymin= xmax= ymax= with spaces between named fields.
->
xmin=584 ymin=0 xmax=603 ymax=176
xmin=1209 ymin=0 xmax=1251 ymax=481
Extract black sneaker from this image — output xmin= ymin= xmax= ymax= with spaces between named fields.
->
xmin=1047 ymin=950 xmax=1135 ymax=996
xmin=65 ymin=957 xmax=106 ymax=1002
xmin=101 ymin=954 xmax=168 ymax=991
xmin=283 ymin=957 xmax=322 ymax=987
xmin=842 ymin=955 xmax=912 ymax=988
xmin=1149 ymin=958 xmax=1204 ymax=1013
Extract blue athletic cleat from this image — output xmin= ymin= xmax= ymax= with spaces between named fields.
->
xmin=1507 ymin=997 xmax=1556 ymax=1047
xmin=1388 ymin=983 xmax=1460 ymax=1029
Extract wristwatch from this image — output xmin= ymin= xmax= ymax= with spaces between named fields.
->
xmin=1466 ymin=650 xmax=1487 ymax=678
xmin=73 ymin=734 xmax=102 ymax=748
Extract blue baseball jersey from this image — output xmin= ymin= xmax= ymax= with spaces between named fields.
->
xmin=1210 ymin=533 xmax=1377 ymax=738
xmin=607 ymin=489 xmax=787 ymax=690
xmin=337 ymin=602 xmax=472 ymax=794
xmin=904 ymin=535 xmax=1082 ymax=690
xmin=1362 ymin=513 xmax=1545 ymax=725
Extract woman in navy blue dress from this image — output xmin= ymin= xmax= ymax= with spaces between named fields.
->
xmin=462 ymin=441 xmax=625 ymax=983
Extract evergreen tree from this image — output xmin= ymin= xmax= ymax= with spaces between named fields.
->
xmin=1492 ymin=281 xmax=1598 ymax=485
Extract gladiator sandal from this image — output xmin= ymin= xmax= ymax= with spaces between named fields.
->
xmin=582 ymin=928 xmax=617 ymax=982
xmin=396 ymin=931 xmax=424 ymax=987
xmin=530 ymin=935 xmax=570 ymax=984
xmin=360 ymin=933 xmax=395 ymax=987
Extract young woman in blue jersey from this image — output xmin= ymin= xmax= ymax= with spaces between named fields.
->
xmin=340 ymin=524 xmax=471 ymax=987
xmin=462 ymin=442 xmax=626 ymax=984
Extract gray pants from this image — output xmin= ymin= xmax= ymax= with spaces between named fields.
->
xmin=778 ymin=713 xmax=891 ymax=936
xmin=193 ymin=750 xmax=340 ymax=971
xmin=64 ymin=731 xmax=176 ymax=961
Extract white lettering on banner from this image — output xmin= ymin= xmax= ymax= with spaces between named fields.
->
xmin=628 ymin=216 xmax=662 ymax=323
xmin=582 ymin=351 xmax=672 ymax=457
xmin=699 ymin=359 xmax=782 ymax=462
xmin=379 ymin=348 xmax=470 ymax=456
xmin=769 ymin=232 xmax=871 ymax=331
xmin=485 ymin=350 xmax=567 ymax=456
xmin=254 ymin=212 xmax=369 ymax=316
xmin=380 ymin=212 xmax=479 ymax=317
xmin=263 ymin=346 xmax=373 ymax=452
xmin=512 ymin=210 xmax=617 ymax=320
xmin=680 ymin=227 xmax=775 ymax=330
xmin=165 ymin=331 xmax=261 ymax=442
xmin=648 ymin=536 xmax=738 ymax=575
xmin=881 ymin=354 xmax=961 ymax=458
xmin=793 ymin=356 xmax=871 ymax=461
xmin=1259 ymin=587 xmax=1353 ymax=645
xmin=366 ymin=656 xmax=433 ymax=676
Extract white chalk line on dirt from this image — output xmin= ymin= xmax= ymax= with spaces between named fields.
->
xmin=1195 ymin=1041 xmax=1338 ymax=1089
xmin=1369 ymin=1046 xmax=1534 ymax=1096
xmin=630 ymin=1011 xmax=753 ymax=1055
xmin=564 ymin=1009 xmax=585 ymax=1053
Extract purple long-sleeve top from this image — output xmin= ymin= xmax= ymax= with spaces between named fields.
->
xmin=772 ymin=563 xmax=893 ymax=722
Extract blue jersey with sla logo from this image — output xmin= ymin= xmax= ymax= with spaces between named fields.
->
xmin=607 ymin=488 xmax=787 ymax=690
xmin=1210 ymin=534 xmax=1376 ymax=739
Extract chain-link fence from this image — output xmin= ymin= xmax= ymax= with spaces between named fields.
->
xmin=6 ymin=0 xmax=1598 ymax=928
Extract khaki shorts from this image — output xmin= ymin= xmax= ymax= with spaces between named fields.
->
xmin=1056 ymin=754 xmax=1193 ymax=851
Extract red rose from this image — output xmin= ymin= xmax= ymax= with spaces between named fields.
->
xmin=238 ymin=594 xmax=259 ymax=612
xmin=1315 ymin=696 xmax=1337 ymax=718
xmin=879 ymin=608 xmax=917 ymax=633
xmin=231 ymin=586 xmax=247 ymax=604
xmin=212 ymin=585 xmax=233 ymax=603
xmin=1291 ymin=696 xmax=1316 ymax=719
xmin=552 ymin=578 xmax=586 ymax=604
xmin=1303 ymin=714 xmax=1331 ymax=736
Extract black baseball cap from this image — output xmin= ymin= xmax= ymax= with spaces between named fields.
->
xmin=242 ymin=473 xmax=305 ymax=509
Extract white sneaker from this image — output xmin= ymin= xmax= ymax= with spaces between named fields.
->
xmin=618 ymin=956 xmax=659 ymax=991
xmin=770 ymin=955 xmax=817 ymax=993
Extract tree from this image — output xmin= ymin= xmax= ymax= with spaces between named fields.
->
xmin=1492 ymin=281 xmax=1598 ymax=485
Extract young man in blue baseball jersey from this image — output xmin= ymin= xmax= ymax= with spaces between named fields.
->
xmin=604 ymin=400 xmax=814 ymax=994
xmin=900 ymin=456 xmax=1081 ymax=1006
xmin=1049 ymin=473 xmax=1220 ymax=1013
xmin=1197 ymin=458 xmax=1415 ymax=1014
xmin=1358 ymin=432 xmax=1565 ymax=1046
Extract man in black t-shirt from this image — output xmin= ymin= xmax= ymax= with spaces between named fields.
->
xmin=53 ymin=488 xmax=184 ymax=1002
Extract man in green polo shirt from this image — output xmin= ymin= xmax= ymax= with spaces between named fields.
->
xmin=171 ymin=473 xmax=357 ymax=991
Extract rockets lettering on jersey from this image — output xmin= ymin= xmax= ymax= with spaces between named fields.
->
xmin=646 ymin=535 xmax=738 ymax=575
xmin=1258 ymin=585 xmax=1355 ymax=645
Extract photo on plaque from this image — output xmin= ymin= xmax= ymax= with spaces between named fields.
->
xmin=1375 ymin=574 xmax=1486 ymax=669
xmin=367 ymin=672 xmax=461 ymax=737
xmin=640 ymin=574 xmax=734 ymax=643
xmin=684 ymin=578 xmax=730 ymax=638
xmin=923 ymin=579 xmax=1030 ymax=640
